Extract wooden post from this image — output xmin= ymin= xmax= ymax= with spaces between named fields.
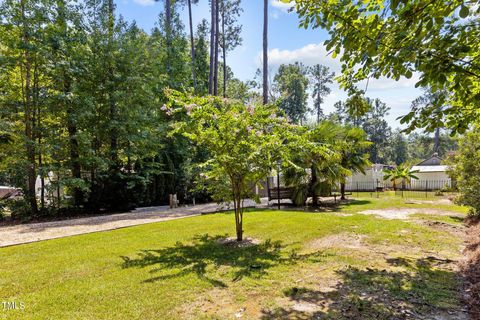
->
xmin=277 ymin=172 xmax=280 ymax=210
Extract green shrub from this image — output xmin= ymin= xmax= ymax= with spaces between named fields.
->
xmin=449 ymin=127 xmax=480 ymax=216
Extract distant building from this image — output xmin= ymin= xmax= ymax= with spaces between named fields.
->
xmin=410 ymin=154 xmax=451 ymax=189
xmin=411 ymin=154 xmax=450 ymax=181
xmin=345 ymin=164 xmax=394 ymax=191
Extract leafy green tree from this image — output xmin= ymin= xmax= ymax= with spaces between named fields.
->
xmin=309 ymin=64 xmax=334 ymax=123
xmin=289 ymin=0 xmax=480 ymax=133
xmin=0 ymin=0 xmax=57 ymax=215
xmin=449 ymin=127 xmax=480 ymax=215
xmin=362 ymin=98 xmax=392 ymax=164
xmin=226 ymin=78 xmax=253 ymax=103
xmin=193 ymin=19 xmax=210 ymax=95
xmin=274 ymin=62 xmax=309 ymax=124
xmin=168 ymin=91 xmax=292 ymax=241
xmin=383 ymin=166 xmax=419 ymax=191
xmin=332 ymin=96 xmax=391 ymax=163
xmin=406 ymin=132 xmax=457 ymax=160
xmin=387 ymin=130 xmax=408 ymax=165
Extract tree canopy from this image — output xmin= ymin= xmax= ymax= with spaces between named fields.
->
xmin=289 ymin=0 xmax=480 ymax=133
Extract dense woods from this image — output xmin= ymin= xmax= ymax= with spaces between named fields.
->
xmin=0 ymin=0 xmax=220 ymax=217
xmin=0 ymin=0 xmax=472 ymax=220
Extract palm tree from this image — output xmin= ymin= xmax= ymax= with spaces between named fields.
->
xmin=338 ymin=126 xmax=372 ymax=200
xmin=383 ymin=166 xmax=419 ymax=191
xmin=284 ymin=122 xmax=371 ymax=206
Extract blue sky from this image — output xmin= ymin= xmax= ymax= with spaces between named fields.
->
xmin=116 ymin=0 xmax=423 ymax=128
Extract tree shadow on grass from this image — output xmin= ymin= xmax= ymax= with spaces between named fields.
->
xmin=261 ymin=256 xmax=463 ymax=319
xmin=121 ymin=234 xmax=313 ymax=287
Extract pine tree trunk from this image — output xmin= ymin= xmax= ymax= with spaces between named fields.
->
xmin=165 ymin=0 xmax=172 ymax=77
xmin=65 ymin=75 xmax=82 ymax=207
xmin=317 ymin=91 xmax=321 ymax=123
xmin=187 ymin=0 xmax=197 ymax=91
xmin=108 ymin=0 xmax=118 ymax=165
xmin=21 ymin=0 xmax=39 ymax=216
xmin=222 ymin=5 xmax=227 ymax=98
xmin=208 ymin=0 xmax=216 ymax=94
xmin=213 ymin=0 xmax=220 ymax=96
xmin=262 ymin=0 xmax=268 ymax=104
xmin=434 ymin=127 xmax=440 ymax=154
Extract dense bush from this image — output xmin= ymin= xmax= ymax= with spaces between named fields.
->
xmin=449 ymin=128 xmax=480 ymax=216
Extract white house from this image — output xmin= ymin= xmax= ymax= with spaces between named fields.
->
xmin=410 ymin=154 xmax=452 ymax=190
xmin=345 ymin=164 xmax=393 ymax=191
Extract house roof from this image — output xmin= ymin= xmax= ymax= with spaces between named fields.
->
xmin=415 ymin=154 xmax=442 ymax=166
xmin=411 ymin=165 xmax=449 ymax=173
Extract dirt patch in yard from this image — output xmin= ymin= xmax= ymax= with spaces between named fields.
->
xmin=461 ymin=216 xmax=480 ymax=319
xmin=405 ymin=198 xmax=454 ymax=205
xmin=216 ymin=237 xmax=261 ymax=248
xmin=359 ymin=208 xmax=462 ymax=220
xmin=307 ymin=233 xmax=366 ymax=250
xmin=420 ymin=220 xmax=465 ymax=237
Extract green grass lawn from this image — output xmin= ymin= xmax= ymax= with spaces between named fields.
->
xmin=0 ymin=196 xmax=467 ymax=319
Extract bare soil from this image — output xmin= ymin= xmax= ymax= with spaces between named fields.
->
xmin=359 ymin=208 xmax=463 ymax=220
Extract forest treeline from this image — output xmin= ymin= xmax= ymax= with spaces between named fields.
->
xmin=0 ymin=0 xmax=456 ymax=219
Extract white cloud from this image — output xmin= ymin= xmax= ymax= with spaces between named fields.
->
xmin=133 ymin=0 xmax=155 ymax=6
xmin=270 ymin=0 xmax=293 ymax=12
xmin=256 ymin=43 xmax=342 ymax=73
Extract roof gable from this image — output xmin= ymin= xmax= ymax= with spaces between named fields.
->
xmin=415 ymin=154 xmax=442 ymax=166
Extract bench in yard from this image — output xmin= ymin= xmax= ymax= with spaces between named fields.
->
xmin=268 ymin=187 xmax=294 ymax=201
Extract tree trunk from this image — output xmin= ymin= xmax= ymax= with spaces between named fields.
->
xmin=434 ymin=127 xmax=440 ymax=154
xmin=262 ymin=0 xmax=268 ymax=104
xmin=21 ymin=0 xmax=39 ymax=216
xmin=221 ymin=3 xmax=227 ymax=98
xmin=108 ymin=0 xmax=118 ymax=165
xmin=340 ymin=182 xmax=346 ymax=200
xmin=213 ymin=0 xmax=220 ymax=96
xmin=234 ymin=195 xmax=243 ymax=241
xmin=187 ymin=0 xmax=197 ymax=91
xmin=208 ymin=0 xmax=216 ymax=94
xmin=317 ymin=91 xmax=321 ymax=123
xmin=311 ymin=165 xmax=318 ymax=206
xmin=65 ymin=77 xmax=82 ymax=207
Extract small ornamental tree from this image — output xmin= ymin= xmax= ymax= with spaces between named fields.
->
xmin=165 ymin=90 xmax=292 ymax=241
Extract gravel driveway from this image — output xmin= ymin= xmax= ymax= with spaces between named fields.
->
xmin=0 ymin=199 xmax=267 ymax=247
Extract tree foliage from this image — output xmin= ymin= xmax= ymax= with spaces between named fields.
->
xmin=274 ymin=62 xmax=309 ymax=124
xmin=167 ymin=91 xmax=293 ymax=240
xmin=284 ymin=121 xmax=370 ymax=205
xmin=0 ymin=0 xmax=209 ymax=217
xmin=449 ymin=127 xmax=480 ymax=216
xmin=289 ymin=0 xmax=480 ymax=133
xmin=309 ymin=64 xmax=334 ymax=123
xmin=383 ymin=166 xmax=419 ymax=191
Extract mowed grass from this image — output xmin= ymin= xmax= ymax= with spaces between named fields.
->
xmin=0 ymin=197 xmax=467 ymax=319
